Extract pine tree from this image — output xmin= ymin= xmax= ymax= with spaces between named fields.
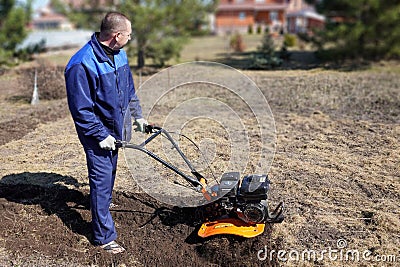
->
xmin=249 ymin=29 xmax=282 ymax=69
xmin=304 ymin=0 xmax=400 ymax=60
xmin=120 ymin=0 xmax=214 ymax=67
xmin=52 ymin=0 xmax=215 ymax=67
xmin=0 ymin=0 xmax=31 ymax=65
xmin=1 ymin=7 xmax=27 ymax=50
xmin=258 ymin=29 xmax=276 ymax=58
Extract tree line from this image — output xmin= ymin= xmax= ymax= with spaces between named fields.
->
xmin=305 ymin=0 xmax=400 ymax=60
xmin=0 ymin=0 xmax=33 ymax=65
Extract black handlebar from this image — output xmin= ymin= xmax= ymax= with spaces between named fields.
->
xmin=145 ymin=124 xmax=161 ymax=134
xmin=115 ymin=125 xmax=208 ymax=191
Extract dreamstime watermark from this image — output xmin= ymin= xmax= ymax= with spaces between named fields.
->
xmin=257 ymin=239 xmax=399 ymax=264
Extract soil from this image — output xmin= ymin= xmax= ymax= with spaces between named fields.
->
xmin=0 ymin=60 xmax=399 ymax=266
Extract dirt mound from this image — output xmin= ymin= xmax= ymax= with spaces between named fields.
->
xmin=0 ymin=65 xmax=68 ymax=145
xmin=13 ymin=65 xmax=66 ymax=103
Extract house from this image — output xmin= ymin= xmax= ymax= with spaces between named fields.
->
xmin=215 ymin=0 xmax=287 ymax=35
xmin=214 ymin=0 xmax=324 ymax=35
xmin=31 ymin=0 xmax=122 ymax=31
xmin=286 ymin=0 xmax=325 ymax=34
xmin=286 ymin=9 xmax=325 ymax=34
xmin=31 ymin=5 xmax=74 ymax=30
xmin=20 ymin=5 xmax=91 ymax=51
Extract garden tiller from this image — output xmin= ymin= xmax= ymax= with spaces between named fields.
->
xmin=116 ymin=125 xmax=284 ymax=238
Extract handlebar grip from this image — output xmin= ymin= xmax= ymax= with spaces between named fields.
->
xmin=115 ymin=140 xmax=124 ymax=148
xmin=145 ymin=124 xmax=162 ymax=134
xmin=145 ymin=124 xmax=153 ymax=134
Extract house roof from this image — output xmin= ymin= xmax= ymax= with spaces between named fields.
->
xmin=32 ymin=5 xmax=69 ymax=24
xmin=33 ymin=13 xmax=69 ymax=23
xmin=286 ymin=9 xmax=325 ymax=21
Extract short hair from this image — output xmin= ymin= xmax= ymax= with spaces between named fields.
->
xmin=100 ymin=12 xmax=130 ymax=37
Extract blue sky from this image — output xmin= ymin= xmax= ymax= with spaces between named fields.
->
xmin=33 ymin=0 xmax=49 ymax=10
xmin=20 ymin=0 xmax=49 ymax=10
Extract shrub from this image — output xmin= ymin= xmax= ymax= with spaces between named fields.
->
xmin=256 ymin=25 xmax=262 ymax=34
xmin=283 ymin=34 xmax=297 ymax=47
xmin=248 ymin=25 xmax=253 ymax=34
xmin=250 ymin=53 xmax=282 ymax=70
xmin=257 ymin=31 xmax=275 ymax=56
xmin=249 ymin=30 xmax=282 ymax=69
xmin=230 ymin=33 xmax=245 ymax=52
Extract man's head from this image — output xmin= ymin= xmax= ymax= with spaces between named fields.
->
xmin=99 ymin=12 xmax=132 ymax=50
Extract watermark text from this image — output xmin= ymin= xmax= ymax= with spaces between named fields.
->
xmin=258 ymin=239 xmax=399 ymax=263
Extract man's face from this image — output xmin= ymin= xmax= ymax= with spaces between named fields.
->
xmin=114 ymin=21 xmax=132 ymax=50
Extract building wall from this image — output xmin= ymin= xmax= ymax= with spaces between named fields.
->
xmin=215 ymin=0 xmax=324 ymax=35
xmin=215 ymin=0 xmax=287 ymax=35
xmin=217 ymin=10 xmax=255 ymax=27
xmin=287 ymin=14 xmax=324 ymax=33
xmin=308 ymin=17 xmax=324 ymax=29
xmin=286 ymin=0 xmax=312 ymax=11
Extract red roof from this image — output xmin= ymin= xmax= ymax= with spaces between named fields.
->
xmin=33 ymin=13 xmax=68 ymax=23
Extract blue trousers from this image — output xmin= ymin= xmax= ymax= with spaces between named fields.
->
xmin=85 ymin=148 xmax=118 ymax=245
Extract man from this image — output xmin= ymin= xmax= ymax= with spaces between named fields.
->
xmin=65 ymin=12 xmax=147 ymax=254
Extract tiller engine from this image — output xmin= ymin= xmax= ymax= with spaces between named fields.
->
xmin=116 ymin=125 xmax=284 ymax=238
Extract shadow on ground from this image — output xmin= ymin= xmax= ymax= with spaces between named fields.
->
xmin=215 ymin=50 xmax=372 ymax=71
xmin=0 ymin=172 xmax=92 ymax=242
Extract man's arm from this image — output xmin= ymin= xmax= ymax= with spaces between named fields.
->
xmin=65 ymin=64 xmax=110 ymax=142
xmin=127 ymin=71 xmax=143 ymax=120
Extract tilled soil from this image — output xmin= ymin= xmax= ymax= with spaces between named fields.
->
xmin=0 ymin=62 xmax=399 ymax=266
xmin=0 ymin=177 xmax=279 ymax=266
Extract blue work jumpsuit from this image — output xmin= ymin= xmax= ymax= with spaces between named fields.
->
xmin=65 ymin=33 xmax=143 ymax=245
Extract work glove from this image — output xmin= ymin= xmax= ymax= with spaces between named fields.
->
xmin=134 ymin=118 xmax=148 ymax=133
xmin=99 ymin=135 xmax=116 ymax=150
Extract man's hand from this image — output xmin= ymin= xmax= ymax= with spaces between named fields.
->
xmin=99 ymin=135 xmax=116 ymax=150
xmin=134 ymin=118 xmax=148 ymax=133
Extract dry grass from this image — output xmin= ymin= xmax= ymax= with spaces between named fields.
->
xmin=177 ymin=34 xmax=264 ymax=63
xmin=0 ymin=38 xmax=399 ymax=266
xmin=37 ymin=34 xmax=266 ymax=67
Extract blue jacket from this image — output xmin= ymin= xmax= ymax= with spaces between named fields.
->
xmin=65 ymin=33 xmax=142 ymax=149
